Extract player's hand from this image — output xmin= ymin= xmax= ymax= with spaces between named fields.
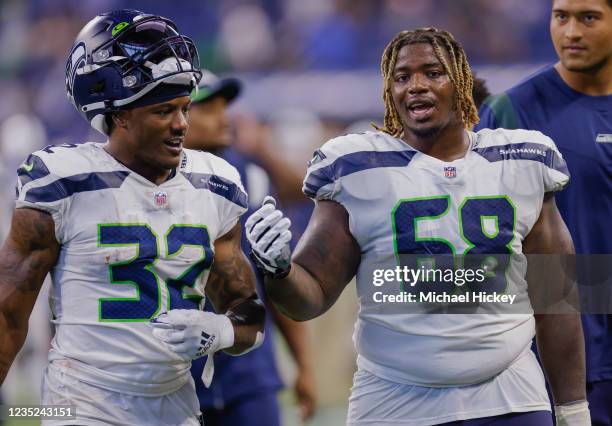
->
xmin=555 ymin=400 xmax=591 ymax=426
xmin=150 ymin=310 xmax=234 ymax=359
xmin=245 ymin=196 xmax=292 ymax=279
xmin=295 ymin=367 xmax=317 ymax=422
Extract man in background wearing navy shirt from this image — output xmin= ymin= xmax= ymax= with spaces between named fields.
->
xmin=185 ymin=72 xmax=317 ymax=426
xmin=477 ymin=0 xmax=612 ymax=424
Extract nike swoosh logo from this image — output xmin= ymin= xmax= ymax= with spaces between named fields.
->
xmin=21 ymin=162 xmax=34 ymax=172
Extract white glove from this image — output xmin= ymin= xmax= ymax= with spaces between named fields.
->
xmin=150 ymin=309 xmax=234 ymax=359
xmin=245 ymin=196 xmax=292 ymax=278
xmin=555 ymin=400 xmax=591 ymax=426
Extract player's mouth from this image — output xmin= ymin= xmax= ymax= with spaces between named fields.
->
xmin=563 ymin=45 xmax=587 ymax=54
xmin=407 ymin=99 xmax=436 ymax=121
xmin=164 ymin=137 xmax=183 ymax=155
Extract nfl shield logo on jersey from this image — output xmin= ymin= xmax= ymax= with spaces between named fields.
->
xmin=444 ymin=166 xmax=457 ymax=178
xmin=153 ymin=191 xmax=168 ymax=208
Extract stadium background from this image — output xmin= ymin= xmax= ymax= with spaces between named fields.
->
xmin=0 ymin=1 xmax=559 ymax=425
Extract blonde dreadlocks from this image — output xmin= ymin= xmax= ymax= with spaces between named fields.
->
xmin=376 ymin=27 xmax=479 ymax=138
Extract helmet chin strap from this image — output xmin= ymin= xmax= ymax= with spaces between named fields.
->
xmin=91 ymin=114 xmax=109 ymax=136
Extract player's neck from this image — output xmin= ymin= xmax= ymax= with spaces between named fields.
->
xmin=103 ymin=143 xmax=173 ymax=185
xmin=402 ymin=126 xmax=469 ymax=162
xmin=554 ymin=62 xmax=612 ymax=96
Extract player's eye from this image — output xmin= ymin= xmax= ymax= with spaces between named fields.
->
xmin=426 ymin=70 xmax=442 ymax=78
xmin=395 ymin=74 xmax=408 ymax=83
xmin=554 ymin=12 xmax=568 ymax=22
xmin=582 ymin=14 xmax=597 ymax=23
xmin=156 ymin=109 xmax=171 ymax=116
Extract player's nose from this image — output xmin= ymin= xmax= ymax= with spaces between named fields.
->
xmin=564 ymin=17 xmax=583 ymax=40
xmin=407 ymin=73 xmax=429 ymax=94
xmin=171 ymin=110 xmax=189 ymax=135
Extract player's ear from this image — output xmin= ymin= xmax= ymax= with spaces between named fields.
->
xmin=112 ymin=111 xmax=131 ymax=130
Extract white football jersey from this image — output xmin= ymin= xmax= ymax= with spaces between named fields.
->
xmin=303 ymin=129 xmax=569 ymax=418
xmin=16 ymin=143 xmax=247 ymax=396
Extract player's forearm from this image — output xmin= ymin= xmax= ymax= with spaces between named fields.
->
xmin=535 ymin=313 xmax=586 ymax=404
xmin=0 ymin=308 xmax=28 ymax=384
xmin=265 ymin=262 xmax=327 ymax=321
xmin=0 ymin=272 xmax=39 ymax=384
xmin=272 ymin=307 xmax=313 ymax=371
xmin=226 ymin=323 xmax=264 ymax=355
xmin=0 ymin=209 xmax=59 ymax=383
xmin=249 ymin=199 xmax=358 ymax=320
xmin=224 ymin=295 xmax=266 ymax=355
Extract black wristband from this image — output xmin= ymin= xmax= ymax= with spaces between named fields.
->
xmin=249 ymin=251 xmax=291 ymax=279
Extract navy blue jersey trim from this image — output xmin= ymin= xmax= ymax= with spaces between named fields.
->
xmin=303 ymin=181 xmax=319 ymax=198
xmin=24 ymin=171 xmax=130 ymax=203
xmin=17 ymin=154 xmax=51 ymax=186
xmin=182 ymin=172 xmax=248 ymax=209
xmin=303 ymin=150 xmax=416 ymax=198
xmin=473 ymin=142 xmax=569 ymax=176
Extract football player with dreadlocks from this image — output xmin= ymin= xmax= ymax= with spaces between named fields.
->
xmin=0 ymin=9 xmax=264 ymax=425
xmin=246 ymin=28 xmax=589 ymax=425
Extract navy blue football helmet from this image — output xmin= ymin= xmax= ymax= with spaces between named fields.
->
xmin=66 ymin=9 xmax=202 ymax=135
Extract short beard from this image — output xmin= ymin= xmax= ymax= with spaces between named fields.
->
xmin=562 ymin=55 xmax=610 ymax=74
xmin=406 ymin=124 xmax=444 ymax=140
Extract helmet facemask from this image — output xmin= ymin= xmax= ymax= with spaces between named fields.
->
xmin=67 ymin=12 xmax=202 ymax=135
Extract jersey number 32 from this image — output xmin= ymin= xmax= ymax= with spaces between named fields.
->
xmin=97 ymin=224 xmax=212 ymax=322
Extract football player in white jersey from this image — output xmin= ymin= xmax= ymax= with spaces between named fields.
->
xmin=246 ymin=28 xmax=590 ymax=425
xmin=0 ymin=10 xmax=264 ymax=426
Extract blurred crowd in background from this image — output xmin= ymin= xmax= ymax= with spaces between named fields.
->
xmin=0 ymin=1 xmax=562 ymax=424
xmin=0 ymin=0 xmax=557 ymax=236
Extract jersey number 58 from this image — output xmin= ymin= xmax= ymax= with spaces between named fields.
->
xmin=392 ymin=195 xmax=516 ymax=294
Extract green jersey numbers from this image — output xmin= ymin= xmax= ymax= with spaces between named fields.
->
xmin=98 ymin=224 xmax=213 ymax=322
xmin=459 ymin=196 xmax=515 ymax=294
xmin=392 ymin=195 xmax=516 ymax=295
